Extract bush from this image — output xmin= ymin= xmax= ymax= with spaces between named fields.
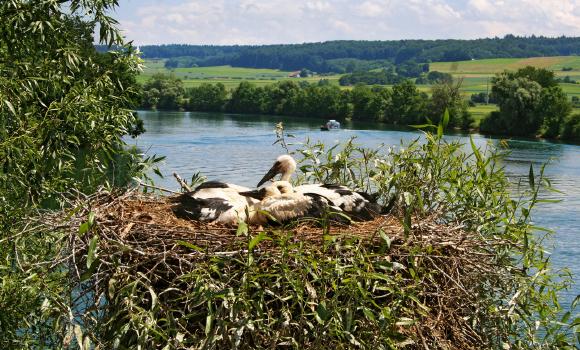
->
xmin=482 ymin=67 xmax=573 ymax=137
xmin=561 ymin=113 xmax=580 ymax=141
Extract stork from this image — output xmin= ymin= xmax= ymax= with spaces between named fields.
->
xmin=257 ymin=155 xmax=384 ymax=221
xmin=171 ymin=181 xmax=259 ymax=225
xmin=241 ymin=181 xmax=349 ymax=225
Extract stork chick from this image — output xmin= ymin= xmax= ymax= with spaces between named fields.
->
xmin=171 ymin=181 xmax=258 ymax=225
xmin=258 ymin=155 xmax=384 ymax=221
xmin=241 ymin=181 xmax=349 ymax=225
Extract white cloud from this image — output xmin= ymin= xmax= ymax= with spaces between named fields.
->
xmin=304 ymin=1 xmax=332 ymax=12
xmin=115 ymin=0 xmax=580 ymax=45
xmin=464 ymin=0 xmax=580 ymax=37
xmin=356 ymin=1 xmax=390 ymax=17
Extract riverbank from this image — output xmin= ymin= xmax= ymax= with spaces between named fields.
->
xmin=139 ymin=66 xmax=580 ymax=143
xmin=138 ymin=106 xmax=580 ymax=146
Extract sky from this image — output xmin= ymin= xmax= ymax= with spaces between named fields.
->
xmin=113 ymin=0 xmax=580 ymax=45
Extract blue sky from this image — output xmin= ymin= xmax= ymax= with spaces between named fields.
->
xmin=112 ymin=0 xmax=580 ymax=45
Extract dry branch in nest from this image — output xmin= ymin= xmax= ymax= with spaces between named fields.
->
xmin=39 ymin=188 xmax=507 ymax=349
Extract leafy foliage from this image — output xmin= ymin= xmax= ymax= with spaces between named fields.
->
xmin=415 ymin=71 xmax=453 ymax=85
xmin=104 ymin=36 xmax=580 ymax=73
xmin=0 ymin=1 xmax=159 ymax=347
xmin=141 ymin=76 xmax=473 ymax=129
xmin=561 ymin=113 xmax=580 ymax=141
xmin=141 ymin=73 xmax=186 ymax=110
xmin=480 ymin=66 xmax=573 ymax=138
xmin=428 ymin=78 xmax=473 ymax=129
xmin=338 ymin=62 xmax=428 ymax=86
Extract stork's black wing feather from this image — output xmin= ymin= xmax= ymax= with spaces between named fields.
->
xmin=171 ymin=193 xmax=233 ymax=221
xmin=193 ymin=181 xmax=230 ymax=193
xmin=303 ymin=193 xmax=351 ymax=225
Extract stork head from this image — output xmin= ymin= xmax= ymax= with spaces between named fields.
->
xmin=240 ymin=184 xmax=281 ymax=201
xmin=257 ymin=155 xmax=297 ymax=187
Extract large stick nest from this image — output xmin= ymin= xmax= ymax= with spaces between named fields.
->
xmin=44 ymin=188 xmax=506 ymax=349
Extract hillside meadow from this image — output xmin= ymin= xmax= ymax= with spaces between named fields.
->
xmin=137 ymin=60 xmax=342 ymax=88
xmin=431 ymin=56 xmax=580 ymax=98
xmin=140 ymin=56 xmax=580 ymax=97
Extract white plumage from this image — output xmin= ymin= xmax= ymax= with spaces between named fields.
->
xmin=257 ymin=155 xmax=383 ymax=221
xmin=171 ymin=181 xmax=258 ymax=225
xmin=241 ymin=181 xmax=347 ymax=225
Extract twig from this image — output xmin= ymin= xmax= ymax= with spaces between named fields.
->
xmin=137 ymin=181 xmax=179 ymax=194
xmin=173 ymin=172 xmax=192 ymax=192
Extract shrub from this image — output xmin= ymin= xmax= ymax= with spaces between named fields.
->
xmin=561 ymin=113 xmax=580 ymax=141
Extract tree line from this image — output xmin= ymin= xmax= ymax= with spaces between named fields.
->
xmin=140 ymin=67 xmax=580 ymax=141
xmin=480 ymin=66 xmax=579 ymax=140
xmin=102 ymin=36 xmax=580 ymax=73
xmin=139 ymin=74 xmax=472 ymax=129
xmin=339 ymin=67 xmax=452 ymax=86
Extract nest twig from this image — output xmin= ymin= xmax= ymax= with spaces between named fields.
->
xmin=36 ymin=188 xmax=508 ymax=349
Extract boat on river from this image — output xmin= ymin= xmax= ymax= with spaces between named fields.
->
xmin=320 ymin=119 xmax=341 ymax=131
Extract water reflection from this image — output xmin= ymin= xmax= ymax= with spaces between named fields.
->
xmin=130 ymin=110 xmax=580 ymax=308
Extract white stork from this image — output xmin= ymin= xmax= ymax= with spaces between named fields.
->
xmin=257 ymin=155 xmax=384 ymax=221
xmin=241 ymin=181 xmax=349 ymax=225
xmin=171 ymin=181 xmax=259 ymax=225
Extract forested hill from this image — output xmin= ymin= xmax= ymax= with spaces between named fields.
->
xmin=103 ymin=36 xmax=580 ymax=73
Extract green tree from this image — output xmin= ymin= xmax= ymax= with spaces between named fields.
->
xmin=561 ymin=113 xmax=580 ymax=140
xmin=142 ymin=73 xmax=185 ymax=110
xmin=481 ymin=67 xmax=572 ymax=137
xmin=350 ymin=84 xmax=375 ymax=120
xmin=0 ymin=1 xmax=146 ymax=347
xmin=429 ymin=78 xmax=472 ymax=129
xmin=186 ymin=82 xmax=228 ymax=112
xmin=227 ymin=81 xmax=264 ymax=114
xmin=538 ymin=86 xmax=573 ymax=138
xmin=426 ymin=71 xmax=453 ymax=84
xmin=385 ymin=80 xmax=427 ymax=124
xmin=513 ymin=65 xmax=558 ymax=88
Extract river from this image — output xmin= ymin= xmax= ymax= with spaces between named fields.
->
xmin=129 ymin=110 xmax=580 ymax=309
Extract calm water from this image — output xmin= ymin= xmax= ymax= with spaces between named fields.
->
xmin=130 ymin=110 xmax=580 ymax=308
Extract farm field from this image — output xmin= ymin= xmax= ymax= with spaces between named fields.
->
xmin=468 ymin=104 xmax=498 ymax=125
xmin=139 ymin=57 xmax=580 ymax=99
xmin=430 ymin=56 xmax=580 ymax=74
xmin=431 ymin=56 xmax=580 ymax=97
xmin=138 ymin=60 xmax=341 ymax=88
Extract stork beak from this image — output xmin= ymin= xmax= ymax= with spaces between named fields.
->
xmin=257 ymin=161 xmax=282 ymax=187
xmin=240 ymin=188 xmax=268 ymax=200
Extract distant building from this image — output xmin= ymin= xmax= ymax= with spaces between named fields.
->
xmin=288 ymin=71 xmax=301 ymax=78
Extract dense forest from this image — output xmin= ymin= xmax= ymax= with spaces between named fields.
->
xmin=97 ymin=36 xmax=580 ymax=73
xmin=338 ymin=62 xmax=432 ymax=86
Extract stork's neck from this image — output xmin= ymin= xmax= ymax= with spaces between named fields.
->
xmin=280 ymin=171 xmax=292 ymax=182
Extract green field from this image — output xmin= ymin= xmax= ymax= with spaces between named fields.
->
xmin=468 ymin=104 xmax=499 ymax=125
xmin=430 ymin=56 xmax=580 ymax=74
xmin=138 ymin=60 xmax=342 ymax=88
xmin=430 ymin=56 xmax=580 ymax=98
xmin=139 ymin=57 xmax=580 ymax=99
